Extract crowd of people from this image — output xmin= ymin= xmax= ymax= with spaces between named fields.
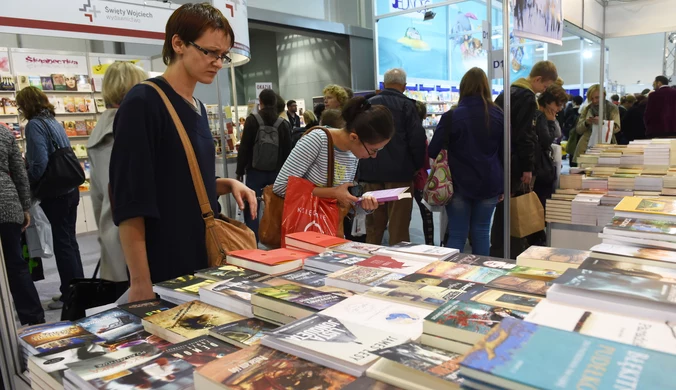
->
xmin=1 ymin=2 xmax=674 ymax=324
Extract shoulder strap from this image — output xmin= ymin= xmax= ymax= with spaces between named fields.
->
xmin=142 ymin=81 xmax=214 ymax=217
xmin=272 ymin=117 xmax=284 ymax=130
xmin=252 ymin=112 xmax=265 ymax=127
xmin=35 ymin=118 xmax=60 ymax=150
xmin=303 ymin=126 xmax=335 ymax=187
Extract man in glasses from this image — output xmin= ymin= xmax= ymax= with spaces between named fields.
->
xmin=359 ymin=68 xmax=427 ymax=246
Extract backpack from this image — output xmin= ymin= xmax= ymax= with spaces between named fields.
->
xmin=251 ymin=113 xmax=283 ymax=171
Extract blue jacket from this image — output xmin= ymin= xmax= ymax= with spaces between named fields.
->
xmin=24 ymin=113 xmax=71 ymax=185
xmin=428 ymin=96 xmax=504 ymax=200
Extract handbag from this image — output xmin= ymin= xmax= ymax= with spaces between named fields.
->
xmin=144 ymin=81 xmax=257 ymax=267
xmin=61 ymin=260 xmax=129 ymax=321
xmin=31 ymin=118 xmax=85 ymax=199
xmin=259 ymin=126 xmax=350 ymax=248
xmin=423 ymin=149 xmax=454 ymax=207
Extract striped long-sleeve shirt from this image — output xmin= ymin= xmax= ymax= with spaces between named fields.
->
xmin=273 ymin=129 xmax=358 ymax=197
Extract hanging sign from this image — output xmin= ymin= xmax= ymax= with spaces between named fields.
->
xmin=212 ymin=0 xmax=251 ymax=66
xmin=0 ymin=0 xmax=178 ymax=45
xmin=11 ymin=52 xmax=88 ymax=75
xmin=512 ymin=0 xmax=564 ymax=45
xmin=491 ymin=50 xmax=505 ymax=80
xmin=255 ymin=82 xmax=273 ymax=98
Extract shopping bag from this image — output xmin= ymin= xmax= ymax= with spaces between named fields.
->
xmin=21 ymin=234 xmax=45 ymax=282
xmin=589 ymin=120 xmax=614 ymax=147
xmin=280 ymin=176 xmax=346 ymax=244
xmin=25 ymin=202 xmax=53 ymax=259
xmin=423 ymin=149 xmax=454 ymax=208
xmin=510 ymin=190 xmax=545 ymax=238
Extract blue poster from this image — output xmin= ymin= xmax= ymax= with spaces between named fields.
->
xmin=448 ymin=2 xmax=488 ymax=83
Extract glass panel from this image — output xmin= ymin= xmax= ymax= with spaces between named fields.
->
xmin=376 ymin=0 xmax=448 ymax=17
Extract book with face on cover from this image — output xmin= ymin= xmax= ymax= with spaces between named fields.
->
xmin=19 ymin=321 xmax=104 ymax=355
xmin=302 ymin=251 xmax=367 ymax=274
xmin=367 ymin=342 xmax=463 ymax=389
xmin=325 ymin=265 xmax=406 ymax=293
xmin=446 ymin=253 xmax=518 ymax=270
xmin=460 ymin=317 xmax=676 ymax=390
xmin=486 ymin=275 xmax=551 ymax=296
xmin=209 ymin=317 xmax=278 ymax=348
xmin=16 ymin=75 xmax=30 ymax=90
xmin=261 ymin=314 xmax=409 ymax=376
xmin=516 ymin=246 xmax=590 ymax=272
xmin=194 ymin=264 xmax=266 ymax=282
xmin=163 ymin=335 xmax=238 ymax=368
xmin=75 ymin=308 xmax=143 ymax=342
xmin=578 ymin=257 xmax=676 ymax=283
xmin=194 ymin=345 xmax=358 ymax=390
xmin=360 ymin=187 xmax=412 ymax=203
xmin=142 ymin=300 xmax=246 ymax=343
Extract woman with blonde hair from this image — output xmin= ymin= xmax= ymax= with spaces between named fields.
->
xmin=428 ymin=67 xmax=504 ymax=255
xmin=323 ymin=84 xmax=349 ymax=109
xmin=87 ymin=62 xmax=148 ymax=282
xmin=573 ymin=84 xmax=621 ymax=163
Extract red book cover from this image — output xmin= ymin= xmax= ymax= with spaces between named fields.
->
xmin=285 ymin=232 xmax=349 ymax=247
xmin=229 ymin=248 xmax=315 ymax=266
xmin=355 ymin=255 xmax=407 ymax=270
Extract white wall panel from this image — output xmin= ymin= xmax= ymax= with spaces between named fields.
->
xmin=605 ymin=0 xmax=676 ymax=38
xmin=563 ymin=0 xmax=583 ymax=29
xmin=583 ymin=0 xmax=604 ymax=37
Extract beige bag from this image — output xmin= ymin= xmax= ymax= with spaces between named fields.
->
xmin=510 ymin=186 xmax=545 ymax=238
xmin=144 ymin=82 xmax=257 ymax=266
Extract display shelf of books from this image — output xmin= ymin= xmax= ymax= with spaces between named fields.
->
xmin=206 ymin=104 xmax=238 ymax=158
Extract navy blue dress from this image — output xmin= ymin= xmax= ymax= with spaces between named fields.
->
xmin=110 ymin=77 xmax=218 ymax=283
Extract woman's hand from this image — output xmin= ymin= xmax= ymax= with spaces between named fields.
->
xmin=360 ymin=195 xmax=379 ymax=211
xmin=230 ymin=179 xmax=257 ymax=219
xmin=545 ymin=107 xmax=557 ymax=121
xmin=334 ymin=183 xmax=359 ymax=207
xmin=586 ymin=116 xmax=599 ymax=125
xmin=22 ymin=211 xmax=30 ymax=232
xmin=128 ymin=280 xmax=156 ymax=303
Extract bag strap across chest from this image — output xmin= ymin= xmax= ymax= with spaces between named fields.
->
xmin=303 ymin=126 xmax=335 ymax=187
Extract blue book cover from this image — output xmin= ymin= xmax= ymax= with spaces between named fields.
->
xmin=461 ymin=317 xmax=676 ymax=389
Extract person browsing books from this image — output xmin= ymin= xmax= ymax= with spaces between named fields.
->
xmin=109 ymin=4 xmax=257 ymax=303
xmin=272 ymin=96 xmax=394 ymax=211
xmin=428 ymin=68 xmax=504 ymax=255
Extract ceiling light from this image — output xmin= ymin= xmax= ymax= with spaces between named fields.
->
xmin=583 ymin=50 xmax=593 ymax=59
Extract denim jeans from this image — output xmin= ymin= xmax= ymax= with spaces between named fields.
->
xmin=40 ymin=190 xmax=84 ymax=300
xmin=245 ymin=169 xmax=279 ymax=242
xmin=445 ymin=193 xmax=499 ymax=255
xmin=0 ymin=223 xmax=44 ymax=324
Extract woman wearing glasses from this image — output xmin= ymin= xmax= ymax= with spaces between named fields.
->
xmin=273 ymin=97 xmax=394 ymax=211
xmin=109 ymin=4 xmax=256 ymax=303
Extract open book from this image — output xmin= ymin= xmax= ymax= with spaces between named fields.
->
xmin=360 ymin=187 xmax=411 ymax=203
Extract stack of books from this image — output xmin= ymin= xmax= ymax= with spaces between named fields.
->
xmin=545 ymin=198 xmax=572 ymax=223
xmin=325 ymin=265 xmax=407 ymax=293
xmin=571 ymin=193 xmax=603 ymax=226
xmin=635 ymin=174 xmax=664 ymax=192
xmin=644 ymin=141 xmax=672 ymax=166
xmin=302 ymin=251 xmax=367 ymax=274
xmin=607 ymin=173 xmax=636 ymax=190
xmin=559 ymin=174 xmax=583 ymax=189
xmin=515 ymin=246 xmax=589 ymax=272
xmin=250 ymin=284 xmax=345 ymax=325
xmin=198 ymin=277 xmax=271 ymax=317
xmin=225 ymin=248 xmax=314 ymax=275
xmin=581 ymin=176 xmax=608 ymax=191
xmin=153 ymin=275 xmax=217 ymax=305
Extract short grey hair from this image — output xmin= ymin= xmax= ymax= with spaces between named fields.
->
xmin=384 ymin=68 xmax=407 ymax=86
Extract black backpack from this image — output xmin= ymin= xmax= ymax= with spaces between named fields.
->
xmin=251 ymin=113 xmax=283 ymax=171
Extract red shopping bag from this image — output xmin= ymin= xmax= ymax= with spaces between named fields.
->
xmin=280 ymin=176 xmax=343 ymax=246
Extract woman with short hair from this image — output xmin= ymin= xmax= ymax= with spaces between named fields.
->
xmin=87 ymin=62 xmax=148 ymax=282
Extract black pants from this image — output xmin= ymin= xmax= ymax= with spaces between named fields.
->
xmin=413 ymin=189 xmax=435 ymax=246
xmin=0 ymin=223 xmax=44 ymax=324
xmin=40 ymin=190 xmax=84 ymax=301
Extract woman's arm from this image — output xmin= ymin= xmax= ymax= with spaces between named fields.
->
xmin=428 ymin=111 xmax=451 ymax=158
xmin=272 ymin=131 xmax=324 ymax=197
xmin=611 ymin=107 xmax=621 ymax=133
xmin=216 ymin=178 xmax=257 ymax=218
xmin=24 ymin=120 xmax=49 ymax=184
xmin=119 ymin=217 xmax=155 ymax=302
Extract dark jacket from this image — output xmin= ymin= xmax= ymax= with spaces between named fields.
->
xmin=291 ymin=121 xmax=319 ymax=149
xmin=533 ymin=110 xmax=557 ymax=184
xmin=359 ymin=89 xmax=427 ymax=183
xmin=287 ymin=111 xmax=301 ymax=128
xmin=494 ymin=78 xmax=537 ymax=187
xmin=236 ymin=108 xmax=292 ymax=177
xmin=623 ymin=100 xmax=648 ymax=142
xmin=428 ymin=96 xmax=504 ymax=200
xmin=644 ymin=86 xmax=676 ymax=138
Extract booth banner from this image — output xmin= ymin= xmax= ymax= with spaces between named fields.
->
xmin=89 ymin=55 xmax=151 ymax=75
xmin=0 ymin=49 xmax=9 ymax=73
xmin=0 ymin=0 xmax=178 ymax=45
xmin=11 ymin=51 xmax=88 ymax=75
xmin=212 ymin=0 xmax=251 ymax=66
xmin=512 ymin=0 xmax=564 ymax=45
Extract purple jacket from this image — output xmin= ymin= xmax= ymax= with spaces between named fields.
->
xmin=644 ymin=86 xmax=676 ymax=137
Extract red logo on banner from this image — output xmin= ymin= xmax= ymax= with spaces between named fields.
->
xmin=225 ymin=3 xmax=235 ymax=17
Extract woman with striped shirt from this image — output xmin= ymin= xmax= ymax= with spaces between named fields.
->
xmin=273 ymin=96 xmax=394 ymax=210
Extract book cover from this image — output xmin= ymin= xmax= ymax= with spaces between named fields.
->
xmin=265 ymin=276 xmax=355 ymax=298
xmin=28 ymin=75 xmax=42 ymax=89
xmin=195 ymin=345 xmax=357 ymax=389
xmin=16 ymin=75 xmax=30 ymax=90
xmin=578 ymin=257 xmax=676 ymax=283
xmin=101 ymin=330 xmax=172 ymax=352
xmin=615 ymin=196 xmax=676 ymax=216
xmin=65 ymin=343 xmax=162 ymax=382
xmin=0 ymin=75 xmax=15 ymax=91
xmin=553 ymin=269 xmax=676 ymax=304
xmin=606 ymin=217 xmax=676 ymax=235
xmin=461 ymin=317 xmax=676 ymax=389
xmin=426 ymin=300 xmax=527 ymax=336
xmin=20 ymin=322 xmax=103 ymax=354
xmin=254 ymin=284 xmax=345 ymax=311
xmin=366 ymin=280 xmax=476 ymax=308
xmin=64 ymin=75 xmax=78 ymax=91
xmin=85 ymin=355 xmax=194 ymax=389
xmin=154 ymin=275 xmax=216 ymax=296
xmin=76 ymin=75 xmax=92 ymax=92
xmin=370 ymin=341 xmax=463 ymax=385
xmin=29 ymin=342 xmax=108 ymax=384
xmin=75 ymin=308 xmax=143 ymax=342
xmin=355 ymin=255 xmax=427 ymax=275
xmin=229 ymin=248 xmax=314 ymax=266
xmin=63 ymin=97 xmax=76 ymax=113
xmin=332 ymin=242 xmax=384 ymax=256
xmin=329 ymin=265 xmax=406 ymax=286
xmin=63 ymin=120 xmax=77 ymax=136
xmin=516 ymin=246 xmax=590 ymax=266
xmin=74 ymin=97 xmax=87 ymax=112
xmin=446 ymin=253 xmax=518 ymax=270
xmin=50 ymin=97 xmax=64 ymax=113
xmin=285 ymin=231 xmax=349 ymax=248
xmin=380 ymin=242 xmax=457 ymax=258
xmin=400 ymin=273 xmax=484 ymax=291
xmin=94 ymin=98 xmax=105 ymax=112
xmin=486 ymin=275 xmax=551 ymax=296
xmin=462 ymin=289 xmax=541 ymax=312
xmin=306 ymin=251 xmax=366 ymax=269
xmin=3 ymin=99 xmax=17 ymax=115
xmin=74 ymin=120 xmax=87 ymax=135
xmin=414 ymin=261 xmax=508 ymax=284
xmin=144 ymin=301 xmax=245 ymax=341
xmin=277 ymin=269 xmax=327 ymax=287
xmin=163 ymin=335 xmax=237 ymax=367
xmin=51 ymin=74 xmax=67 ymax=91
xmin=591 ymin=243 xmax=676 ymax=263
xmin=360 ymin=187 xmax=411 ymax=202
xmin=119 ymin=298 xmax=177 ymax=319
xmin=210 ymin=318 xmax=277 ymax=347
xmin=343 ymin=377 xmax=401 ymax=390
xmin=320 ymin=295 xmax=432 ymax=338
xmin=206 ymin=277 xmax=270 ymax=302
xmin=84 ymin=98 xmax=96 ymax=113
xmin=263 ymin=314 xmax=408 ymax=368
xmin=40 ymin=76 xmax=54 ymax=90
xmin=508 ymin=266 xmax=561 ymax=280
xmin=195 ymin=264 xmax=265 ymax=281
xmin=84 ymin=119 xmax=96 ymax=135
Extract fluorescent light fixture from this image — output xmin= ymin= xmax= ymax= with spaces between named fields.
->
xmin=583 ymin=50 xmax=593 ymax=59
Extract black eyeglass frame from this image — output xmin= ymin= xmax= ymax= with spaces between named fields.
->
xmin=188 ymin=41 xmax=232 ymax=64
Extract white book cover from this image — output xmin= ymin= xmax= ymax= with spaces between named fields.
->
xmin=262 ymin=314 xmax=408 ymax=372
xmin=526 ymin=300 xmax=676 ymax=355
xmin=319 ymin=295 xmax=432 ymax=339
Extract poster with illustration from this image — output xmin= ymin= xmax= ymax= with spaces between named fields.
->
xmin=377 ymin=1 xmax=449 ymax=80
xmin=0 ymin=50 xmax=9 ymax=73
xmin=512 ymin=0 xmax=563 ymax=45
xmin=448 ymin=1 xmax=488 ymax=83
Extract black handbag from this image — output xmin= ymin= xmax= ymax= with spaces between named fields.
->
xmin=61 ymin=260 xmax=129 ymax=321
xmin=31 ymin=118 xmax=85 ymax=199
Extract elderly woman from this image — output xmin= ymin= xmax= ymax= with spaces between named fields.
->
xmin=87 ymin=62 xmax=148 ymax=282
xmin=323 ymin=84 xmax=349 ymax=110
xmin=573 ymin=84 xmax=621 ymax=163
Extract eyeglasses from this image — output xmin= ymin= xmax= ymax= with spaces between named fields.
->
xmin=188 ymin=41 xmax=232 ymax=64
xmin=360 ymin=139 xmax=384 ymax=157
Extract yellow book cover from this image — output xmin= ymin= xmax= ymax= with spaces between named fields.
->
xmin=615 ymin=197 xmax=676 ymax=216
xmin=144 ymin=300 xmax=244 ymax=340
